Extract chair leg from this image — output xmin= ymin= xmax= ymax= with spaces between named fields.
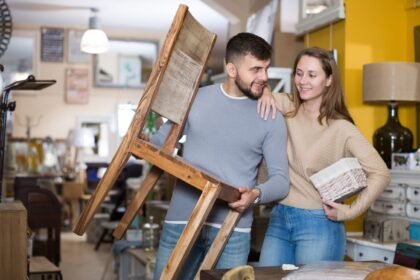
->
xmin=194 ymin=210 xmax=241 ymax=280
xmin=95 ymin=228 xmax=109 ymax=251
xmin=113 ymin=166 xmax=163 ymax=239
xmin=161 ymin=182 xmax=221 ymax=279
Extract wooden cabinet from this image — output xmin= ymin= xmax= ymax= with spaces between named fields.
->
xmin=0 ymin=202 xmax=27 ymax=279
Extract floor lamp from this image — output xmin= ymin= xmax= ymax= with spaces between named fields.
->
xmin=0 ymin=71 xmax=56 ymax=200
xmin=363 ymin=62 xmax=420 ymax=168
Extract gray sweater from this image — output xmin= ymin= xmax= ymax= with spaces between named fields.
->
xmin=151 ymin=84 xmax=289 ymax=228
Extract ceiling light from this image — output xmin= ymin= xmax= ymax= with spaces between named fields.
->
xmin=80 ymin=8 xmax=109 ymax=54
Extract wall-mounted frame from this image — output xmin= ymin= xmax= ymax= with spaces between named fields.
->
xmin=41 ymin=27 xmax=64 ymax=62
xmin=65 ymin=68 xmax=89 ymax=104
xmin=67 ymin=29 xmax=90 ymax=64
xmin=295 ymin=0 xmax=345 ymax=36
xmin=94 ymin=38 xmax=158 ymax=89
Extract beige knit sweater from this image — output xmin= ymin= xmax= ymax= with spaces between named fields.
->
xmin=274 ymin=93 xmax=391 ymax=221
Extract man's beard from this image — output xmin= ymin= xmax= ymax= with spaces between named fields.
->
xmin=234 ymin=75 xmax=265 ymax=100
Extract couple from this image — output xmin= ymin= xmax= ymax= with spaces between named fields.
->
xmin=150 ymin=32 xmax=390 ymax=279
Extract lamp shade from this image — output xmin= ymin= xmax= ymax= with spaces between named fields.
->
xmin=80 ymin=15 xmax=109 ymax=54
xmin=68 ymin=128 xmax=95 ymax=148
xmin=363 ymin=62 xmax=420 ymax=102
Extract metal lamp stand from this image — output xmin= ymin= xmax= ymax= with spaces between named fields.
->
xmin=0 ymin=66 xmax=56 ymax=200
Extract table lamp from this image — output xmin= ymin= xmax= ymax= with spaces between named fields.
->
xmin=67 ymin=127 xmax=95 ymax=178
xmin=363 ymin=62 xmax=420 ymax=168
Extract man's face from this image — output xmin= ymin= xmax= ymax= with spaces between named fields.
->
xmin=233 ymin=54 xmax=270 ymax=100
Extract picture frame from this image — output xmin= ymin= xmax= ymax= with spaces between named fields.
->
xmin=94 ymin=38 xmax=158 ymax=89
xmin=65 ymin=68 xmax=89 ymax=104
xmin=68 ymin=29 xmax=90 ymax=64
xmin=41 ymin=27 xmax=65 ymax=62
xmin=296 ymin=0 xmax=345 ymax=36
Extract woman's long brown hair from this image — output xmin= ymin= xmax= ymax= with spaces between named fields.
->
xmin=287 ymin=47 xmax=354 ymax=125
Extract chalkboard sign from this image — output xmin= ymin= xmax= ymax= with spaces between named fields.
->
xmin=41 ymin=27 xmax=64 ymax=62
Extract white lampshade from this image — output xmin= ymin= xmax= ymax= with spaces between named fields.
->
xmin=80 ymin=15 xmax=109 ymax=54
xmin=68 ymin=128 xmax=95 ymax=148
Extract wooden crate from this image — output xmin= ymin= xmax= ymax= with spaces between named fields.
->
xmin=0 ymin=202 xmax=28 ymax=279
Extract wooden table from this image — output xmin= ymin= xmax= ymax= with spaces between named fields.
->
xmin=200 ymin=266 xmax=292 ymax=280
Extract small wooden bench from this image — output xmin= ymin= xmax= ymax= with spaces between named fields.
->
xmin=29 ymin=256 xmax=62 ymax=280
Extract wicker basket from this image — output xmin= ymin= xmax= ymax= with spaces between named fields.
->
xmin=309 ymin=158 xmax=367 ymax=202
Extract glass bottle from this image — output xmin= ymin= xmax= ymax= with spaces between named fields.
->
xmin=142 ymin=215 xmax=159 ymax=251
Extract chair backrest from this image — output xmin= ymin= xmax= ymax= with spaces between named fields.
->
xmin=393 ymin=242 xmax=420 ymax=269
xmin=20 ymin=187 xmax=62 ymax=265
xmin=14 ymin=176 xmax=40 ymax=200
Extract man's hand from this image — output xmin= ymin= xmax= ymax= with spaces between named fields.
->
xmin=257 ymin=86 xmax=277 ymax=120
xmin=322 ymin=199 xmax=339 ymax=221
xmin=228 ymin=187 xmax=260 ymax=213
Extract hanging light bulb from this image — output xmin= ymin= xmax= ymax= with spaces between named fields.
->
xmin=80 ymin=8 xmax=109 ymax=54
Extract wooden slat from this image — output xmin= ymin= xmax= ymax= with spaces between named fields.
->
xmin=152 ymin=12 xmax=216 ymax=124
xmin=113 ymin=166 xmax=163 ymax=239
xmin=130 ymin=139 xmax=240 ymax=203
xmin=194 ymin=210 xmax=241 ymax=280
xmin=160 ymin=182 xmax=221 ymax=279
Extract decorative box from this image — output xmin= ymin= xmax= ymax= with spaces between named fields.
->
xmin=391 ymin=150 xmax=420 ymax=170
xmin=363 ymin=213 xmax=410 ymax=242
xmin=309 ymin=158 xmax=367 ymax=202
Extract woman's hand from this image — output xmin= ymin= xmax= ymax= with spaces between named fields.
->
xmin=322 ymin=199 xmax=339 ymax=221
xmin=257 ymin=86 xmax=277 ymax=120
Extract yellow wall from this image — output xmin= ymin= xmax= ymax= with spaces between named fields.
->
xmin=304 ymin=0 xmax=420 ymax=231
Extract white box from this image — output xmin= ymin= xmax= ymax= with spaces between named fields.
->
xmin=391 ymin=150 xmax=420 ymax=170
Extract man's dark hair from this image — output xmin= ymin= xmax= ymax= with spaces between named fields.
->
xmin=225 ymin=32 xmax=272 ymax=64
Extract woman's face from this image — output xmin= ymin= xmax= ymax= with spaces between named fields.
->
xmin=294 ymin=55 xmax=331 ymax=103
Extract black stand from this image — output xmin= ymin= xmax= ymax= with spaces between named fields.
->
xmin=0 ymin=69 xmax=56 ymax=199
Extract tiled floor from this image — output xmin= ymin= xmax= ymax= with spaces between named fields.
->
xmin=60 ymin=231 xmax=117 ymax=280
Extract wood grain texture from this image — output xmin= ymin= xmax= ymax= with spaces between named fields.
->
xmin=73 ymin=5 xmax=189 ymax=236
xmin=113 ymin=166 xmax=163 ymax=239
xmin=0 ymin=202 xmax=27 ymax=280
xmin=161 ymin=182 xmax=221 ymax=279
xmin=131 ymin=139 xmax=240 ymax=203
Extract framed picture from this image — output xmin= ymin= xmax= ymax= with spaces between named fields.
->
xmin=41 ymin=27 xmax=64 ymax=62
xmin=68 ymin=29 xmax=90 ymax=64
xmin=296 ymin=0 xmax=345 ymax=36
xmin=94 ymin=38 xmax=158 ymax=88
xmin=65 ymin=68 xmax=89 ymax=104
xmin=118 ymin=55 xmax=141 ymax=87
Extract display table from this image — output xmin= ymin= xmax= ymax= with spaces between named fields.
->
xmin=200 ymin=266 xmax=291 ymax=280
xmin=346 ymin=232 xmax=396 ymax=263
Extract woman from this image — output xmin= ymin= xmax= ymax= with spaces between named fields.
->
xmin=258 ymin=47 xmax=390 ymax=266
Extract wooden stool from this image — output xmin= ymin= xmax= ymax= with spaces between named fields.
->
xmin=73 ymin=5 xmax=241 ymax=279
xmin=29 ymin=256 xmax=62 ymax=280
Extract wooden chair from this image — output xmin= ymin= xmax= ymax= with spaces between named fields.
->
xmin=20 ymin=187 xmax=62 ymax=265
xmin=73 ymin=5 xmax=241 ymax=279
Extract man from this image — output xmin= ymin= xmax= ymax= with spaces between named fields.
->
xmin=151 ymin=32 xmax=289 ymax=279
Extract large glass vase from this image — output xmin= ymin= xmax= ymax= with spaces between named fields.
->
xmin=373 ymin=102 xmax=413 ymax=168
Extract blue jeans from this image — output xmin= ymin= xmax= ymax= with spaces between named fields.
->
xmin=259 ymin=204 xmax=345 ymax=266
xmin=153 ymin=223 xmax=250 ymax=280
